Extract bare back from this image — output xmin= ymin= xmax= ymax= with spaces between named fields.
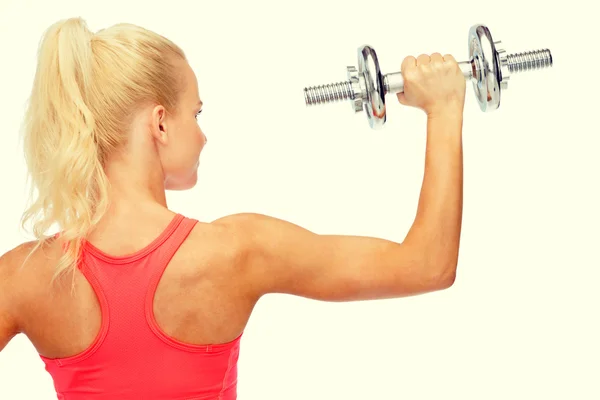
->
xmin=11 ymin=212 xmax=255 ymax=360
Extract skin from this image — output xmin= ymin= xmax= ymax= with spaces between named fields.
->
xmin=103 ymin=58 xmax=208 ymax=208
xmin=0 ymin=53 xmax=465 ymax=359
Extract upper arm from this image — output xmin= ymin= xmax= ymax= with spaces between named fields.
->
xmin=213 ymin=213 xmax=455 ymax=302
xmin=0 ymin=251 xmax=20 ymax=352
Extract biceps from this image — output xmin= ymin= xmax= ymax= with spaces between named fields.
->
xmin=257 ymin=233 xmax=444 ymax=302
xmin=318 ymin=236 xmax=437 ymax=301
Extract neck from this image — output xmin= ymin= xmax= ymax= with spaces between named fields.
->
xmin=102 ymin=145 xmax=168 ymax=220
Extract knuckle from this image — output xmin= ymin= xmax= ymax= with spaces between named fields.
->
xmin=444 ymin=54 xmax=456 ymax=62
xmin=444 ymin=60 xmax=458 ymax=71
xmin=404 ymin=68 xmax=419 ymax=82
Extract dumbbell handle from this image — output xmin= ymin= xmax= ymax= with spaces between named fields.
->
xmin=383 ymin=61 xmax=474 ymax=94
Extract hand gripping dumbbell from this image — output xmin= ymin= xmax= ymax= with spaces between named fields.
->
xmin=303 ymin=24 xmax=553 ymax=129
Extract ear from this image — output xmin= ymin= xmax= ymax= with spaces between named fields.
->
xmin=150 ymin=105 xmax=169 ymax=145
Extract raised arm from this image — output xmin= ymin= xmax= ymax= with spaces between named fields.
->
xmin=213 ymin=52 xmax=465 ymax=303
xmin=213 ymin=113 xmax=463 ymax=302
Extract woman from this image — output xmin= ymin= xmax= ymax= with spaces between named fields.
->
xmin=0 ymin=17 xmax=465 ymax=399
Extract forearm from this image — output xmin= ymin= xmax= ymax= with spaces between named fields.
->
xmin=405 ymin=111 xmax=464 ymax=281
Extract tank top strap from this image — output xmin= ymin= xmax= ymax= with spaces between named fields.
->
xmin=145 ymin=214 xmax=199 ymax=289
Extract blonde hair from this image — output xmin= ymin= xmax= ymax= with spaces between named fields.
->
xmin=19 ymin=17 xmax=186 ymax=287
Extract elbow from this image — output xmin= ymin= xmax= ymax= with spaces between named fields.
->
xmin=431 ymin=258 xmax=458 ymax=289
xmin=409 ymin=234 xmax=460 ymax=290
xmin=437 ymin=267 xmax=457 ymax=289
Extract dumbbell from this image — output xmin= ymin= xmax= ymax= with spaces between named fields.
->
xmin=303 ymin=24 xmax=553 ymax=129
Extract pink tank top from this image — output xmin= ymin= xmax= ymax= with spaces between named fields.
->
xmin=39 ymin=213 xmax=243 ymax=400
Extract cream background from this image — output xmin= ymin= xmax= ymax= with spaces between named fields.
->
xmin=1 ymin=0 xmax=598 ymax=398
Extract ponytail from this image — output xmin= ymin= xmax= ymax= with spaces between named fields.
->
xmin=20 ymin=17 xmax=110 ymax=288
xmin=20 ymin=17 xmax=186 ymax=288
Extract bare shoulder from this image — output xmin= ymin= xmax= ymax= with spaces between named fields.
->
xmin=209 ymin=212 xmax=310 ymax=263
xmin=0 ymin=240 xmax=48 ymax=283
xmin=209 ymin=212 xmax=278 ymax=249
xmin=0 ymin=240 xmax=60 ymax=297
xmin=0 ymin=243 xmax=29 ymax=320
xmin=0 ymin=240 xmax=53 ymax=349
xmin=168 ymin=215 xmax=262 ymax=285
xmin=8 ymin=238 xmax=63 ymax=272
xmin=210 ymin=212 xmax=308 ymax=238
xmin=207 ymin=212 xmax=302 ymax=285
xmin=210 ymin=212 xmax=271 ymax=229
xmin=192 ymin=214 xmax=259 ymax=262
